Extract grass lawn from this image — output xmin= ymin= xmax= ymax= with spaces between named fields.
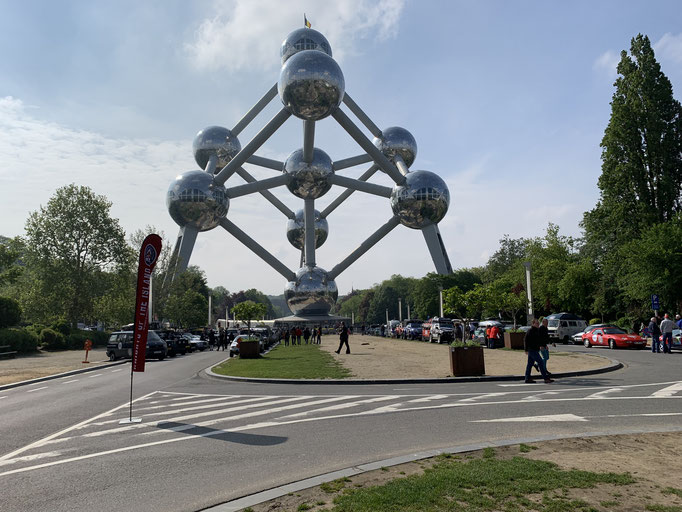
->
xmin=329 ymin=451 xmax=635 ymax=512
xmin=212 ymin=343 xmax=352 ymax=379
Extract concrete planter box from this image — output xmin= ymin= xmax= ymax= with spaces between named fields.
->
xmin=504 ymin=332 xmax=525 ymax=350
xmin=449 ymin=346 xmax=485 ymax=377
xmin=239 ymin=340 xmax=260 ymax=359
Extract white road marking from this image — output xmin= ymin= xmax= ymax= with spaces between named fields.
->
xmin=61 ymin=380 xmax=79 ymax=385
xmin=651 ymin=382 xmax=682 ymax=398
xmin=0 ymin=451 xmax=62 ymax=468
xmin=472 ymin=414 xmax=587 ymax=423
xmin=87 ymin=374 xmax=103 ymax=379
xmin=0 ymin=396 xmax=6 ymax=400
xmin=25 ymin=382 xmax=42 ymax=387
xmin=459 ymin=393 xmax=506 ymax=402
xmin=26 ymin=387 xmax=48 ymax=393
xmin=109 ymin=369 xmax=123 ymax=373
xmin=408 ymin=394 xmax=449 ymax=403
xmin=277 ymin=396 xmax=397 ymax=419
xmin=522 ymin=391 xmax=561 ymax=401
xmin=586 ymin=387 xmax=624 ymax=399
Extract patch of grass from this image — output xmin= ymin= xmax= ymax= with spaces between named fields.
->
xmin=646 ymin=506 xmax=682 ymax=512
xmin=600 ymin=500 xmax=619 ymax=507
xmin=482 ymin=447 xmax=496 ymax=458
xmin=315 ymin=500 xmax=326 ymax=506
xmin=297 ymin=504 xmax=312 ymax=511
xmin=330 ymin=455 xmax=634 ymax=512
xmin=320 ymin=477 xmax=352 ymax=494
xmin=212 ymin=344 xmax=352 ymax=379
xmin=663 ymin=488 xmax=682 ymax=498
xmin=242 ymin=508 xmax=254 ymax=512
xmin=380 ymin=466 xmax=389 ymax=472
xmin=519 ymin=443 xmax=537 ymax=453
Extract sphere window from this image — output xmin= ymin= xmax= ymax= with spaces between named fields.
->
xmin=294 ymin=38 xmax=317 ymax=51
xmin=179 ymin=188 xmax=206 ymax=202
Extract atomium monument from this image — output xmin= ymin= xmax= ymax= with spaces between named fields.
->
xmin=166 ymin=27 xmax=453 ymax=319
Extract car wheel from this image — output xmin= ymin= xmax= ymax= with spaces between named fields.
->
xmin=608 ymin=339 xmax=616 ymax=350
xmin=158 ymin=355 xmax=165 ymax=361
xmin=563 ymin=336 xmax=569 ymax=345
xmin=108 ymin=352 xmax=116 ymax=361
xmin=583 ymin=339 xmax=591 ymax=348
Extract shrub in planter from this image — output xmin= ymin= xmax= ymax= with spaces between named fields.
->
xmin=0 ymin=297 xmax=21 ymax=328
xmin=239 ymin=338 xmax=261 ymax=359
xmin=40 ymin=328 xmax=66 ymax=351
xmin=0 ymin=327 xmax=39 ymax=353
xmin=449 ymin=340 xmax=485 ymax=377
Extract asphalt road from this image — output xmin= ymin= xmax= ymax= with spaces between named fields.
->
xmin=1 ymin=344 xmax=680 ymax=512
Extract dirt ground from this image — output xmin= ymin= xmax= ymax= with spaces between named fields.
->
xmin=0 ymin=348 xmax=113 ymax=385
xmin=246 ymin=432 xmax=682 ymax=512
xmin=319 ymin=334 xmax=610 ymax=379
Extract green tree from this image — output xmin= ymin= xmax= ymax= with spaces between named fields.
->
xmin=0 ymin=236 xmax=23 ymax=288
xmin=23 ymin=185 xmax=129 ymax=325
xmin=165 ymin=289 xmax=208 ymax=328
xmin=232 ymin=300 xmax=267 ymax=335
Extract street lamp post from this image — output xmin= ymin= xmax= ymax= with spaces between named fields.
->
xmin=438 ymin=286 xmax=444 ymax=318
xmin=398 ymin=297 xmax=402 ymax=322
xmin=524 ymin=261 xmax=534 ymax=324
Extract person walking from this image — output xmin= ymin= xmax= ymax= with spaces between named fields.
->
xmin=335 ymin=322 xmax=351 ymax=354
xmin=660 ymin=313 xmax=675 ymax=354
xmin=296 ymin=326 xmax=302 ymax=345
xmin=219 ymin=329 xmax=227 ymax=351
xmin=303 ymin=326 xmax=311 ymax=345
xmin=488 ymin=324 xmax=500 ymax=349
xmin=283 ymin=328 xmax=290 ymax=346
xmin=649 ymin=316 xmax=661 ymax=353
xmin=523 ymin=319 xmax=553 ymax=384
xmin=316 ymin=325 xmax=322 ymax=344
xmin=538 ymin=317 xmax=553 ymax=376
xmin=208 ymin=329 xmax=216 ymax=351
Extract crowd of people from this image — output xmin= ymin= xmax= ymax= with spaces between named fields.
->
xmin=635 ymin=313 xmax=682 ymax=354
xmin=280 ymin=326 xmax=323 ymax=346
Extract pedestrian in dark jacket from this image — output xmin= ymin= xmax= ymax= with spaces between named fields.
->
xmin=303 ymin=327 xmax=311 ymax=344
xmin=538 ymin=317 xmax=553 ymax=375
xmin=523 ymin=319 xmax=553 ymax=384
xmin=335 ymin=322 xmax=350 ymax=354
xmin=649 ymin=317 xmax=662 ymax=353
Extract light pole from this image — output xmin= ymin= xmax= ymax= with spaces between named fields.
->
xmin=398 ymin=297 xmax=402 ymax=322
xmin=524 ymin=261 xmax=534 ymax=324
xmin=208 ymin=294 xmax=212 ymax=327
xmin=407 ymin=303 xmax=411 ymax=319
xmin=438 ymin=285 xmax=444 ymax=318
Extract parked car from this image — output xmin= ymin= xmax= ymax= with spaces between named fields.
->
xmin=107 ymin=330 xmax=167 ymax=361
xmin=423 ymin=317 xmax=455 ymax=343
xmin=402 ymin=320 xmax=424 ymax=340
xmin=185 ymin=334 xmax=208 ymax=352
xmin=669 ymin=329 xmax=682 ymax=351
xmin=582 ymin=326 xmax=646 ymax=349
xmin=154 ymin=330 xmax=187 ymax=357
xmin=571 ymin=324 xmax=617 ymax=345
xmin=546 ymin=313 xmax=587 ymax=344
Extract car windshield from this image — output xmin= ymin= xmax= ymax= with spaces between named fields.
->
xmin=602 ymin=328 xmax=626 ymax=334
xmin=547 ymin=320 xmax=559 ymax=328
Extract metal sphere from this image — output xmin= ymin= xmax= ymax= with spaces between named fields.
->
xmin=286 ymin=209 xmax=329 ymax=250
xmin=284 ymin=148 xmax=334 ymax=199
xmin=280 ymin=28 xmax=332 ymax=65
xmin=193 ymin=126 xmax=241 ymax=172
xmin=167 ymin=170 xmax=229 ymax=231
xmin=284 ymin=266 xmax=338 ymax=316
xmin=278 ymin=50 xmax=345 ymax=121
xmin=390 ymin=170 xmax=450 ymax=229
xmin=373 ymin=127 xmax=417 ymax=168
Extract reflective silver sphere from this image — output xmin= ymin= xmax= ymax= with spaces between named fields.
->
xmin=167 ymin=170 xmax=229 ymax=231
xmin=390 ymin=170 xmax=450 ymax=229
xmin=286 ymin=209 xmax=329 ymax=250
xmin=193 ymin=126 xmax=241 ymax=172
xmin=284 ymin=266 xmax=338 ymax=316
xmin=373 ymin=127 xmax=417 ymax=168
xmin=278 ymin=50 xmax=345 ymax=121
xmin=284 ymin=148 xmax=334 ymax=199
xmin=280 ymin=28 xmax=332 ymax=65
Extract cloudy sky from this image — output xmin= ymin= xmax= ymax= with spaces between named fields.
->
xmin=1 ymin=0 xmax=681 ymax=296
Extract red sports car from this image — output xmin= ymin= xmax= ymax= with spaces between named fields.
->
xmin=582 ymin=326 xmax=647 ymax=349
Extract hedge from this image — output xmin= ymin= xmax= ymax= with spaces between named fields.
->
xmin=0 ymin=327 xmax=39 ymax=353
xmin=40 ymin=328 xmax=66 ymax=351
xmin=0 ymin=297 xmax=21 ymax=328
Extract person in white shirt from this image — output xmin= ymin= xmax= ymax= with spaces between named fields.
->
xmin=660 ymin=313 xmax=675 ymax=354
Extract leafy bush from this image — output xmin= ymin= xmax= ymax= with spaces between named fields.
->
xmin=589 ymin=318 xmax=601 ymax=325
xmin=0 ymin=327 xmax=39 ymax=352
xmin=40 ymin=328 xmax=66 ymax=350
xmin=0 ymin=297 xmax=22 ymax=328
xmin=64 ymin=330 xmax=109 ymax=349
xmin=450 ymin=340 xmax=480 ymax=348
xmin=50 ymin=320 xmax=71 ymax=336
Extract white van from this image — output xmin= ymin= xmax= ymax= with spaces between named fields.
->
xmin=545 ymin=313 xmax=586 ymax=344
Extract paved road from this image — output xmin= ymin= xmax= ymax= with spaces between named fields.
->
xmin=1 ymin=345 xmax=680 ymax=512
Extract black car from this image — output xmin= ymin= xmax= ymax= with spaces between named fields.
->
xmin=154 ymin=330 xmax=187 ymax=357
xmin=402 ymin=320 xmax=424 ymax=340
xmin=107 ymin=330 xmax=167 ymax=361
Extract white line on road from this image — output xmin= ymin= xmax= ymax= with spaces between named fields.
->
xmin=109 ymin=369 xmax=123 ymax=373
xmin=586 ymin=387 xmax=624 ymax=399
xmin=26 ymin=387 xmax=48 ymax=393
xmin=650 ymin=382 xmax=682 ymax=398
xmin=0 ymin=396 xmax=6 ymax=400
xmin=472 ymin=414 xmax=587 ymax=423
xmin=61 ymin=380 xmax=79 ymax=384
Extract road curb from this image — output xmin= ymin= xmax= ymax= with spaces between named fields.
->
xmin=203 ymin=355 xmax=623 ymax=385
xmin=0 ymin=359 xmax=128 ymax=391
xmin=202 ymin=426 xmax=682 ymax=512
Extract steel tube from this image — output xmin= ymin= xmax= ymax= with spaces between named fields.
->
xmin=342 ymin=93 xmax=382 ymax=137
xmin=333 ymin=154 xmax=373 ymax=170
xmin=225 ymin=173 xmax=290 ymax=199
xmin=205 ymin=154 xmax=218 ymax=174
xmin=246 ymin=155 xmax=284 ymax=171
xmin=231 ymin=83 xmax=278 ymax=136
xmin=329 ymin=174 xmax=392 ymax=198
xmin=235 ymin=167 xmax=295 ymax=218
xmin=321 ymin=165 xmax=378 ymax=218
xmin=421 ymin=224 xmax=453 ymax=275
xmin=304 ymin=198 xmax=316 ymax=267
xmin=393 ymin=154 xmax=409 ymax=176
xmin=332 ymin=108 xmax=405 ymax=185
xmin=215 ymin=108 xmax=291 ymax=185
xmin=219 ymin=218 xmax=296 ymax=281
xmin=328 ymin=216 xmax=401 ymax=279
xmin=302 ymin=121 xmax=315 ymax=163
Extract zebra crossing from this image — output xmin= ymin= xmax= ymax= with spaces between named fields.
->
xmin=1 ymin=380 xmax=681 ymax=477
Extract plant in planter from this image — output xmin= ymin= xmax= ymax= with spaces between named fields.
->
xmin=238 ymin=336 xmax=261 ymax=358
xmin=504 ymin=329 xmax=526 ymax=350
xmin=448 ymin=340 xmax=485 ymax=376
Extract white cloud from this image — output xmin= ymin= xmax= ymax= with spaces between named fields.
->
xmin=592 ymin=50 xmax=619 ymax=77
xmin=654 ymin=32 xmax=682 ymax=64
xmin=185 ymin=0 xmax=405 ymax=72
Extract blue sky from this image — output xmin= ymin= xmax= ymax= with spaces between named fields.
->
xmin=1 ymin=0 xmax=681 ymax=296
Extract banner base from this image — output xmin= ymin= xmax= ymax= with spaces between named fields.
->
xmin=119 ymin=417 xmax=142 ymax=424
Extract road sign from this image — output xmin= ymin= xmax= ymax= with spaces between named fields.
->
xmin=651 ymin=294 xmax=660 ymax=311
